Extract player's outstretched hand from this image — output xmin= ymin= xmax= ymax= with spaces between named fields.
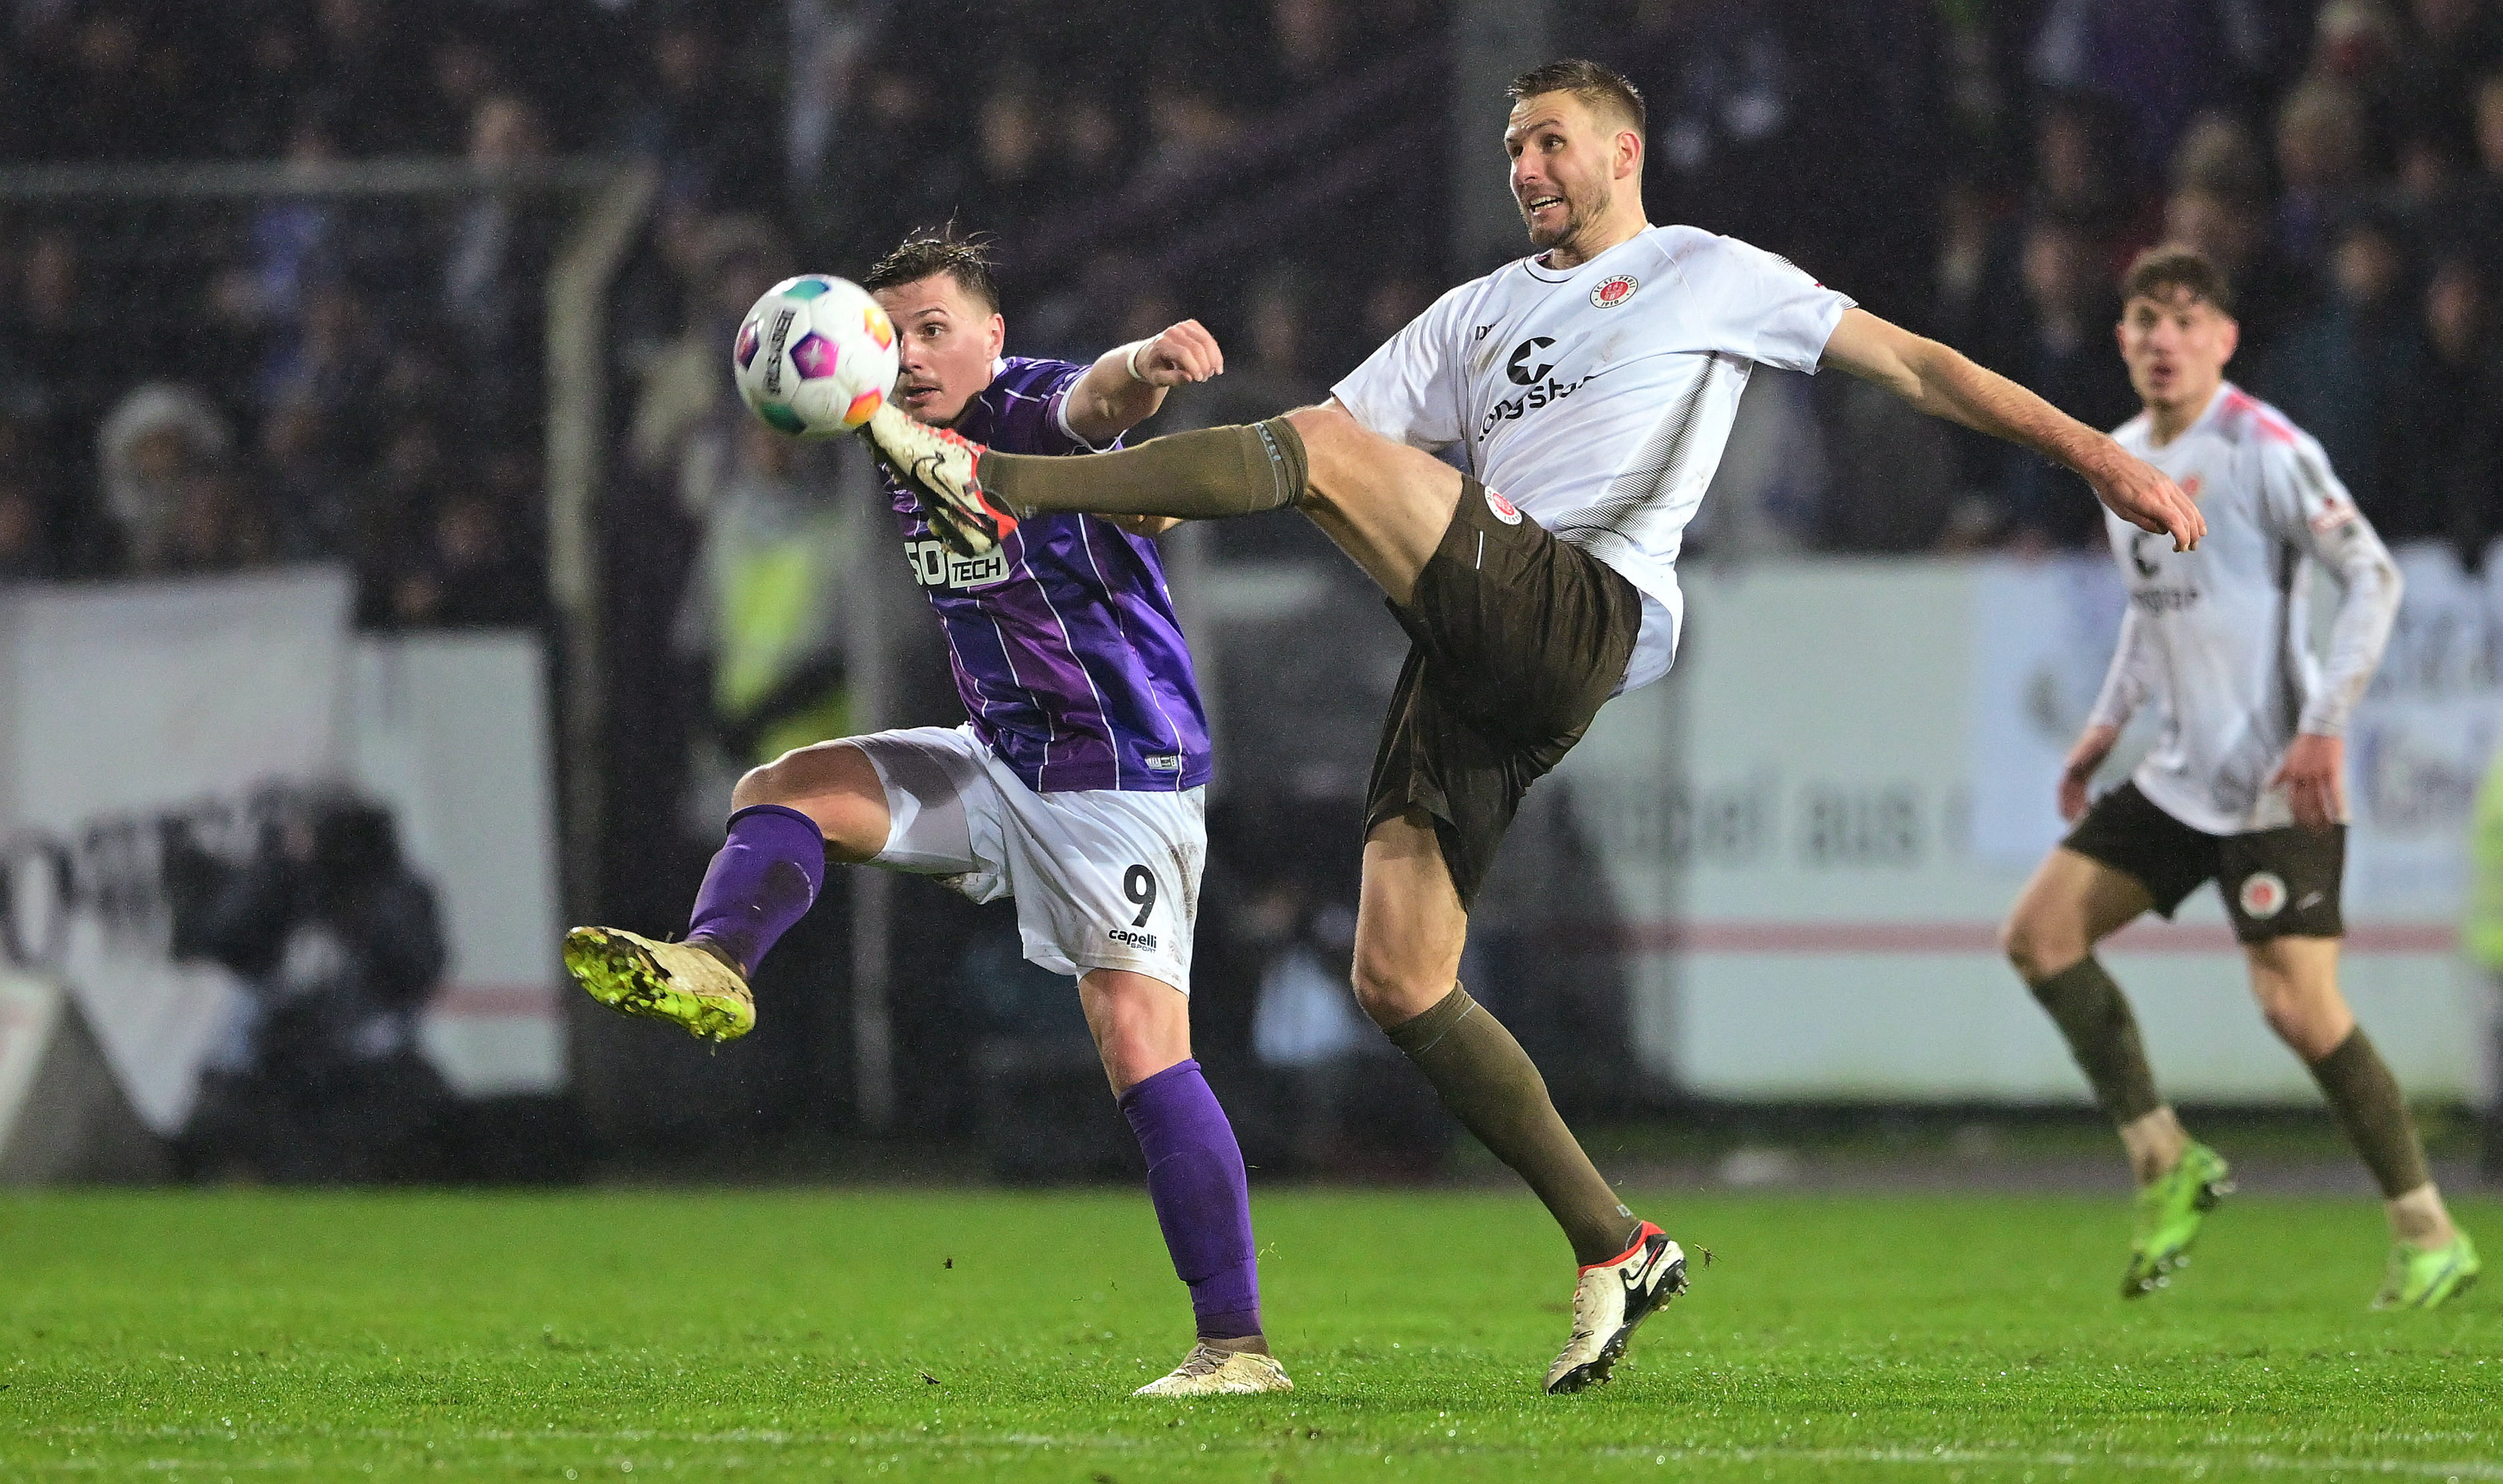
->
xmin=2271 ymin=732 xmax=2345 ymax=833
xmin=2059 ymin=723 xmax=2120 ymax=823
xmin=2091 ymin=453 xmax=2205 ymax=551
xmin=1135 ymin=320 xmax=1225 ymax=386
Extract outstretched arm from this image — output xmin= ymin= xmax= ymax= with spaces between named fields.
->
xmin=1065 ymin=319 xmax=1225 ymax=446
xmin=1820 ymin=308 xmax=2205 ymax=551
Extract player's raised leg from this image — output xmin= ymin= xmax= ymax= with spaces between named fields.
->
xmin=2244 ymin=936 xmax=2482 ymax=1308
xmin=564 ymin=740 xmax=884 ymax=1042
xmin=862 ymin=397 xmax=1466 ymax=607
xmin=1084 ymin=970 xmax=1290 ymax=1397
xmin=1355 ymin=809 xmax=1684 ymax=1393
xmin=2003 ymin=845 xmax=2232 ymax=1296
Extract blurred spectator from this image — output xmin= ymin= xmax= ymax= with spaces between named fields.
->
xmin=615 ymin=12 xmax=779 ymax=212
xmin=2463 ymin=71 xmax=2503 ymax=275
xmin=352 ymin=420 xmax=456 ymax=615
xmin=0 ymin=466 xmax=53 ymax=580
xmin=2170 ymin=110 xmax=2273 ymax=205
xmin=2031 ymin=90 xmax=2148 ymax=245
xmin=1135 ymin=81 xmax=1243 ymax=192
xmin=2165 ymin=184 xmax=2303 ymax=362
xmin=809 ymin=70 xmax=970 ymax=273
xmin=309 ymin=0 xmax=440 ymax=156
xmin=630 ymin=216 xmax=790 ymax=486
xmin=257 ymin=396 xmax=355 ymax=563
xmin=2258 ymin=208 xmax=2426 ymax=524
xmin=97 ymin=384 xmax=231 ymax=575
xmin=442 ymin=94 xmax=555 ymax=429
xmin=2390 ymin=255 xmax=2503 ymax=556
xmin=216 ymin=10 xmax=317 ymax=160
xmin=2392 ymin=0 xmax=2503 ymax=161
xmin=5 ymin=225 xmax=108 ymax=472
xmin=389 ymin=490 xmax=540 ymax=628
xmin=2029 ymin=0 xmax=2274 ymax=171
xmin=176 ymin=795 xmax=450 ymax=1184
xmin=261 ymin=279 xmax=387 ymax=418
xmin=1989 ymin=211 xmax=2141 ymax=548
xmin=167 ymin=463 xmax=277 ymax=576
xmin=968 ymin=78 xmax=1052 ymax=229
xmin=2274 ymin=75 xmax=2377 ymax=272
xmin=671 ymin=418 xmax=859 ymax=823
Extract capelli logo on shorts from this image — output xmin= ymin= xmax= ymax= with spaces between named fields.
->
xmin=1108 ymin=927 xmax=1160 ymax=951
xmin=1485 ymin=488 xmax=1523 ymax=525
xmin=1143 ymin=753 xmax=1183 ymax=772
xmin=2239 ymin=871 xmax=2287 ymax=919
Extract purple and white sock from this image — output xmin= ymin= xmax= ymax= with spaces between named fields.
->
xmin=684 ymin=803 xmax=827 ymax=978
xmin=1119 ymin=1058 xmax=1262 ymax=1341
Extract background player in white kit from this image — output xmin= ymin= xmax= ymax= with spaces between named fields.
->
xmin=865 ymin=60 xmax=2209 ymax=1392
xmin=2001 ymin=246 xmax=2479 ymax=1310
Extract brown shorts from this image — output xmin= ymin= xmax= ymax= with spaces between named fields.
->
xmin=1364 ymin=477 xmax=1644 ymax=908
xmin=2063 ymin=781 xmax=2346 ymax=942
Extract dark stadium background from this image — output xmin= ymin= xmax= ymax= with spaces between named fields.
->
xmin=1 ymin=0 xmax=2499 ymax=1183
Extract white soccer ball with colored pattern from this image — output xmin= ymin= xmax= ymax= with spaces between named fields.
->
xmin=732 ymin=274 xmax=898 ymax=439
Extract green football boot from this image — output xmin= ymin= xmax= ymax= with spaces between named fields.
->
xmin=564 ymin=926 xmax=755 ymax=1042
xmin=2122 ymin=1140 xmax=2234 ymax=1298
xmin=2371 ymin=1231 xmax=2481 ymax=1311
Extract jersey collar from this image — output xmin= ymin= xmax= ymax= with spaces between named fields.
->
xmin=1522 ymin=225 xmax=1651 ymax=283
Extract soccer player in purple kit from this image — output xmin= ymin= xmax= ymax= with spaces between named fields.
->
xmin=562 ymin=228 xmax=1291 ymax=1397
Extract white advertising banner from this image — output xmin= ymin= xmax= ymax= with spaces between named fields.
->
xmin=0 ymin=570 xmax=350 ymax=1131
xmin=1551 ymin=549 xmax=2497 ymax=1104
xmin=0 ymin=570 xmax=565 ymax=1140
xmin=349 ymin=634 xmax=566 ymax=1096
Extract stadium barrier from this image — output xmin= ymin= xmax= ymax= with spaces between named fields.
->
xmin=0 ymin=570 xmax=561 ymax=1175
xmin=1533 ymin=544 xmax=2501 ymax=1105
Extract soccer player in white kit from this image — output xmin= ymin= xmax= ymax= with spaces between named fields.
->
xmin=2002 ymin=246 xmax=2480 ymax=1309
xmin=866 ymin=60 xmax=2209 ymax=1390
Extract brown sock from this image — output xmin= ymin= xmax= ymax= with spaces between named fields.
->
xmin=1201 ymin=1333 xmax=1270 ymax=1356
xmin=979 ymin=417 xmax=1307 ymax=519
xmin=2306 ymin=1027 xmax=2432 ymax=1198
xmin=1385 ymin=986 xmax=1638 ymax=1266
xmin=2028 ymin=957 xmax=2162 ymax=1125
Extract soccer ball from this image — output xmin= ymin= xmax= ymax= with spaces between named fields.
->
xmin=731 ymin=274 xmax=898 ymax=439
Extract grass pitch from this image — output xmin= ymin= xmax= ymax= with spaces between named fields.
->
xmin=3 ymin=1187 xmax=2497 ymax=1481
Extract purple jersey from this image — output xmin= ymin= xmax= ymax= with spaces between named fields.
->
xmin=880 ymin=356 xmax=1212 ymax=793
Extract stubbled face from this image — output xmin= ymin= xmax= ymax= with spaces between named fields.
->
xmin=871 ymin=273 xmax=1005 ymax=428
xmin=1505 ymin=92 xmax=1628 ymax=254
xmin=2117 ymin=287 xmax=2239 ymax=417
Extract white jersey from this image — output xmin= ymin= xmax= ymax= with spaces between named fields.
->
xmin=2088 ymin=383 xmax=2403 ymax=835
xmin=1332 ymin=224 xmax=1854 ymax=691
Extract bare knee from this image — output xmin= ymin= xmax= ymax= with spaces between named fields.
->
xmin=726 ymin=742 xmax=884 ymax=862
xmin=1349 ymin=949 xmax=1445 ymax=1030
xmin=1080 ymin=970 xmax=1190 ymax=1095
xmin=728 ymin=760 xmax=787 ymax=811
xmin=2252 ymin=978 xmax=2349 ymax=1060
xmin=2002 ymin=906 xmax=2087 ymax=985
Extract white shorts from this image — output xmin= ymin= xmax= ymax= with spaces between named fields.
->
xmin=844 ymin=724 xmax=1204 ymax=992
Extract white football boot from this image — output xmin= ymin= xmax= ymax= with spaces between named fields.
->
xmin=1546 ymin=1222 xmax=1689 ymax=1394
xmin=857 ymin=402 xmax=1023 ymax=557
xmin=1132 ymin=1342 xmax=1294 ymax=1397
xmin=563 ymin=926 xmax=755 ymax=1042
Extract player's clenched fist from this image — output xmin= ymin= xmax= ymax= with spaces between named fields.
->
xmin=1132 ymin=320 xmax=1225 ymax=386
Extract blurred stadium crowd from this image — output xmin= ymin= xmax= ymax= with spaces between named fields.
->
xmin=1 ymin=1 xmax=2497 ymax=583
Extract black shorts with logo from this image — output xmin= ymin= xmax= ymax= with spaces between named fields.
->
xmin=2062 ymin=781 xmax=2345 ymax=942
xmin=1365 ymin=477 xmax=1644 ymax=909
